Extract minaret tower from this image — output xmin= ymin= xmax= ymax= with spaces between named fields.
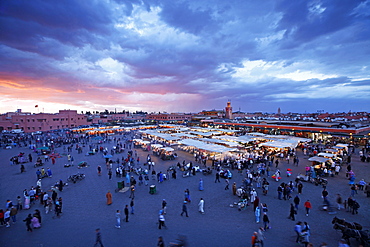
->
xmin=225 ymin=101 xmax=233 ymax=119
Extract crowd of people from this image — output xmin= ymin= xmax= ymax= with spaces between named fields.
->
xmin=1 ymin=129 xmax=369 ymax=246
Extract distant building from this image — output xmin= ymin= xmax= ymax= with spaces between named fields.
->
xmin=277 ymin=107 xmax=281 ymax=115
xmin=0 ymin=109 xmax=87 ymax=133
xmin=225 ymin=101 xmax=233 ymax=119
xmin=146 ymin=113 xmax=192 ymax=122
xmin=90 ymin=113 xmax=146 ymax=124
xmin=198 ymin=109 xmax=225 ymax=118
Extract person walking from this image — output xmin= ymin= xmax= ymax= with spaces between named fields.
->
xmin=277 ymin=185 xmax=283 ymax=200
xmin=304 ymin=200 xmax=312 ymax=216
xmin=94 ymin=228 xmax=104 ymax=247
xmin=257 ymin=227 xmax=265 ymax=247
xmin=130 ymin=198 xmax=134 ymax=214
xmin=115 ymin=210 xmax=121 ymax=229
xmin=294 ymin=221 xmax=302 ymax=243
xmin=180 ymin=201 xmax=188 ymax=217
xmin=106 ymin=191 xmax=112 ymax=205
xmin=199 ymin=178 xmax=204 ymax=191
xmin=158 ymin=212 xmax=166 ymax=229
xmin=97 ymin=166 xmax=102 ymax=175
xmin=129 ymin=185 xmax=135 ymax=199
xmin=232 ymin=182 xmax=237 ymax=195
xmin=198 ymin=198 xmax=205 ymax=214
xmin=302 ymin=222 xmax=311 ymax=239
xmin=157 ymin=236 xmax=165 ymax=247
xmin=215 ymin=172 xmax=220 ymax=183
xmin=108 ymin=169 xmax=112 ymax=180
xmin=255 ymin=206 xmax=261 ymax=223
xmin=262 ymin=213 xmax=270 ymax=230
xmin=322 ymin=189 xmax=329 ymax=202
xmin=23 ymin=214 xmax=33 ymax=232
xmin=4 ymin=209 xmax=11 ymax=227
xmin=297 ymin=182 xmax=303 ymax=194
xmin=45 ymin=197 xmax=52 ymax=214
xmin=251 ymin=231 xmax=259 ymax=247
xmin=162 ymin=199 xmax=167 ymax=215
xmin=288 ymin=203 xmax=296 ymax=221
xmin=352 ymin=199 xmax=360 ymax=214
xmin=124 ymin=205 xmax=129 ymax=222
xmin=336 ymin=194 xmax=343 ymax=210
xmin=294 ymin=195 xmax=300 ymax=210
xmin=224 ymin=179 xmax=230 ymax=190
xmin=10 ymin=206 xmax=17 ymax=224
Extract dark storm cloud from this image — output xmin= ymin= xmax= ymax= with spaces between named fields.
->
xmin=0 ymin=0 xmax=369 ymax=113
xmin=159 ymin=2 xmax=215 ymax=35
xmin=275 ymin=0 xmax=367 ymax=46
xmin=1 ymin=0 xmax=112 ymax=32
xmin=0 ymin=0 xmax=113 ymax=57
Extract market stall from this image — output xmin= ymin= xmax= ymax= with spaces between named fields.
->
xmin=308 ymin=156 xmax=331 ymax=176
xmin=151 ymin=144 xmax=164 ymax=155
xmin=159 ymin=147 xmax=177 ymax=160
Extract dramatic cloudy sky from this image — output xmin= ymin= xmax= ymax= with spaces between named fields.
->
xmin=1 ymin=0 xmax=369 ymax=114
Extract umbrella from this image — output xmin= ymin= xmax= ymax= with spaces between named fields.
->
xmin=49 ymin=153 xmax=61 ymax=158
xmin=37 ymin=146 xmax=50 ymax=150
xmin=103 ymin=154 xmax=113 ymax=158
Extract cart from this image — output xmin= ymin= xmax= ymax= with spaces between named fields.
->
xmin=149 ymin=185 xmax=156 ymax=194
xmin=115 ymin=181 xmax=128 ymax=193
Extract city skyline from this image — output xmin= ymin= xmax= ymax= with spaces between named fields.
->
xmin=1 ymin=0 xmax=370 ymax=114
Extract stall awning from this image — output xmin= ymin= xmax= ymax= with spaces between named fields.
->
xmin=178 ymin=139 xmax=236 ymax=153
xmin=318 ymin=152 xmax=335 ymax=158
xmin=151 ymin=144 xmax=163 ymax=148
xmin=332 ymin=146 xmax=345 ymax=150
xmin=308 ymin=156 xmax=329 ymax=162
xmin=260 ymin=141 xmax=297 ymax=149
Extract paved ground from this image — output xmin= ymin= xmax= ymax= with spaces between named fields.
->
xmin=0 ymin=133 xmax=369 ymax=247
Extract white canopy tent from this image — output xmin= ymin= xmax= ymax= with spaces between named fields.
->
xmin=308 ymin=156 xmax=329 ymax=162
xmin=150 ymin=144 xmax=163 ymax=149
xmin=160 ymin=147 xmax=175 ymax=152
xmin=260 ymin=141 xmax=297 ymax=149
xmin=318 ymin=152 xmax=336 ymax=158
xmin=141 ymin=130 xmax=181 ymax=141
xmin=178 ymin=139 xmax=236 ymax=153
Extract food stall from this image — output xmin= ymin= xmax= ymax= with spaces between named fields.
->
xmin=159 ymin=147 xmax=177 ymax=160
xmin=308 ymin=156 xmax=330 ymax=176
xmin=151 ymin=144 xmax=164 ymax=156
xmin=141 ymin=141 xmax=151 ymax=151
